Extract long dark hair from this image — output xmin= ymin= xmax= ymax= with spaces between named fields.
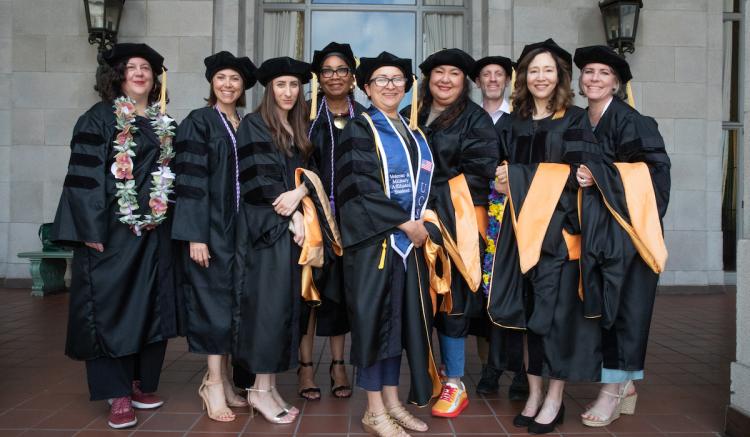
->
xmin=94 ymin=59 xmax=167 ymax=104
xmin=511 ymin=48 xmax=574 ymax=119
xmin=256 ymin=79 xmax=312 ymax=160
xmin=417 ymin=76 xmax=471 ymax=131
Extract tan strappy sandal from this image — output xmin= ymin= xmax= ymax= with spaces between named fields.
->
xmin=387 ymin=404 xmax=428 ymax=432
xmin=581 ymin=381 xmax=636 ymax=427
xmin=198 ymin=372 xmax=236 ymax=422
xmin=362 ymin=410 xmax=412 ymax=437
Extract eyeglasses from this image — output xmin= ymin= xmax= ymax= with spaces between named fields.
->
xmin=369 ymin=76 xmax=407 ymax=88
xmin=320 ymin=67 xmax=352 ymax=78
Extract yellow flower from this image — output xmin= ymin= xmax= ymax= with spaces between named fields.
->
xmin=486 ymin=239 xmax=496 ymax=254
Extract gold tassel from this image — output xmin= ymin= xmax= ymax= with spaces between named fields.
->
xmin=159 ymin=67 xmax=167 ymax=114
xmin=626 ymin=81 xmax=635 ymax=108
xmin=508 ymin=67 xmax=516 ymax=113
xmin=409 ymin=74 xmax=419 ymax=130
xmin=378 ymin=238 xmax=387 ymax=269
xmin=309 ymin=72 xmax=319 ymax=120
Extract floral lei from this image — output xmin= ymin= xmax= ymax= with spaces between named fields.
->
xmin=481 ymin=180 xmax=506 ymax=295
xmin=111 ymin=96 xmax=176 ymax=235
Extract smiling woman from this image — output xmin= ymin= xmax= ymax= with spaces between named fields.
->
xmin=337 ymin=51 xmax=439 ymax=437
xmin=232 ymin=57 xmax=341 ymax=426
xmin=50 ymin=43 xmax=178 ymax=430
xmin=171 ymin=51 xmax=257 ymax=423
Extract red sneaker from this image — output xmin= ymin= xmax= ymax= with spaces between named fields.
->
xmin=108 ymin=396 xmax=137 ymax=429
xmin=131 ymin=380 xmax=164 ymax=409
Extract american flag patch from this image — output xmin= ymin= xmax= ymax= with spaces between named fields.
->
xmin=420 ymin=159 xmax=433 ymax=172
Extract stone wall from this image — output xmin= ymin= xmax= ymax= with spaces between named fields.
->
xmin=0 ymin=0 xmax=732 ymax=286
xmin=730 ymin=0 xmax=750 ymax=425
xmin=505 ymin=0 xmax=724 ymax=286
xmin=0 ymin=0 xmax=214 ymax=284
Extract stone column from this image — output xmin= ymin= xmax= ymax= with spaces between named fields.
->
xmin=728 ymin=1 xmax=750 ymax=434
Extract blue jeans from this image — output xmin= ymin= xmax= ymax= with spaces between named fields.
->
xmin=438 ymin=333 xmax=465 ymax=378
xmin=357 ymin=355 xmax=401 ymax=391
xmin=600 ymin=368 xmax=644 ymax=383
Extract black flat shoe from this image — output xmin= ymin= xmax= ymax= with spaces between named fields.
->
xmin=528 ymin=403 xmax=565 ymax=435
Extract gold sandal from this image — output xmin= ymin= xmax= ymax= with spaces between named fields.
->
xmin=362 ymin=410 xmax=411 ymax=437
xmin=198 ymin=372 xmax=236 ymax=422
xmin=387 ymin=404 xmax=428 ymax=432
xmin=247 ymin=387 xmax=296 ymax=424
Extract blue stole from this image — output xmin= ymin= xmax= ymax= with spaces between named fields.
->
xmin=362 ymin=106 xmax=434 ymax=261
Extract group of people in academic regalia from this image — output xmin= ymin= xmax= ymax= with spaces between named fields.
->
xmin=52 ymin=36 xmax=670 ymax=435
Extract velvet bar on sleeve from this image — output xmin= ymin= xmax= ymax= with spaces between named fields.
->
xmin=402 ymin=101 xmax=500 ymax=338
xmin=578 ymin=97 xmax=671 ymax=372
xmin=487 ymin=107 xmax=602 ymax=382
xmin=50 ymin=101 xmax=178 ymax=361
xmin=172 ymin=107 xmax=240 ymax=355
xmin=300 ymin=99 xmax=367 ymax=337
xmin=232 ymin=112 xmax=305 ymax=374
xmin=336 ymin=114 xmax=440 ymax=407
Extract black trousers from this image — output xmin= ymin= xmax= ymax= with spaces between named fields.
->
xmin=232 ymin=364 xmax=256 ymax=389
xmin=85 ymin=340 xmax=167 ymax=401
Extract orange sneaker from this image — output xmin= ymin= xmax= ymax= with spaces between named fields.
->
xmin=431 ymin=382 xmax=469 ymax=418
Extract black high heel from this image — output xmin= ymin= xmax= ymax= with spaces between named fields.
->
xmin=513 ymin=410 xmax=538 ymax=427
xmin=329 ymin=360 xmax=352 ymax=398
xmin=297 ymin=361 xmax=321 ymax=400
xmin=528 ymin=403 xmax=565 ymax=435
xmin=513 ymin=397 xmax=541 ymax=427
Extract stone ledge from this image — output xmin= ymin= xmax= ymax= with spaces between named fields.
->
xmin=725 ymin=404 xmax=750 ymax=437
xmin=658 ymin=285 xmax=736 ymax=294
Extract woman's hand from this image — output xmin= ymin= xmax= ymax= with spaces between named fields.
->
xmin=291 ymin=211 xmax=305 ymax=247
xmin=84 ymin=242 xmax=104 ymax=252
xmin=576 ymin=165 xmax=594 ymax=188
xmin=273 ymin=185 xmax=308 ymax=216
xmin=398 ymin=219 xmax=429 ymax=248
xmin=189 ymin=242 xmax=210 ymax=268
xmin=494 ymin=165 xmax=509 ymax=194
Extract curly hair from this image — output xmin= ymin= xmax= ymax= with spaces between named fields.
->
xmin=511 ymin=48 xmax=574 ymax=119
xmin=417 ymin=76 xmax=472 ymax=131
xmin=94 ymin=59 xmax=168 ymax=104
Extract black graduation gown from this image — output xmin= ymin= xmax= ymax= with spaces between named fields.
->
xmin=402 ymin=101 xmax=500 ymax=338
xmin=301 ymin=98 xmax=367 ymax=337
xmin=51 ymin=101 xmax=178 ymax=361
xmin=487 ymin=106 xmax=601 ymax=382
xmin=469 ymin=111 xmax=512 ymax=340
xmin=336 ymin=115 xmax=439 ymax=407
xmin=493 ymin=112 xmax=512 ymax=162
xmin=578 ymin=98 xmax=671 ymax=371
xmin=172 ymin=106 xmax=240 ymax=355
xmin=233 ymin=113 xmax=307 ymax=374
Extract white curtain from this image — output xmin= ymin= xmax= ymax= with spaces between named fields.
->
xmin=722 ymin=21 xmax=732 ymax=121
xmin=423 ymin=13 xmax=463 ymax=58
xmin=263 ymin=11 xmax=304 ymax=60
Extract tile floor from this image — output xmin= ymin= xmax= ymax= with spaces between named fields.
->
xmin=0 ymin=288 xmax=734 ymax=436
